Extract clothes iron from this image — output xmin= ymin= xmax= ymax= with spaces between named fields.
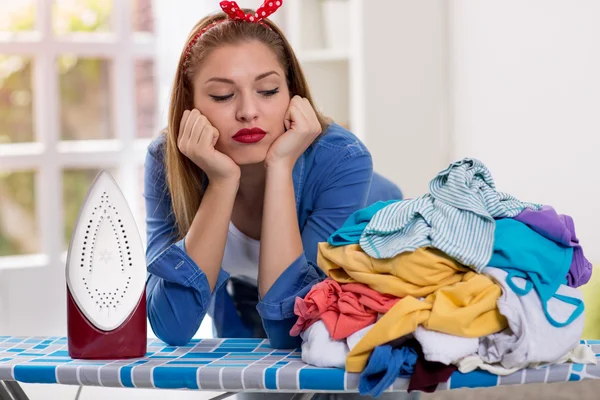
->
xmin=65 ymin=170 xmax=146 ymax=359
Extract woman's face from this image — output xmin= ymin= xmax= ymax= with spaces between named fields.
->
xmin=193 ymin=40 xmax=291 ymax=165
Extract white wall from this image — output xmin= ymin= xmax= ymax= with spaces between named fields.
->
xmin=361 ymin=0 xmax=451 ymax=197
xmin=450 ymin=0 xmax=600 ymax=262
xmin=362 ymin=1 xmax=600 ymax=266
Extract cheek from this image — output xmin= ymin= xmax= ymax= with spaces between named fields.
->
xmin=194 ymin=101 xmax=230 ymax=131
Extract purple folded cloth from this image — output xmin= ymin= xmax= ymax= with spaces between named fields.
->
xmin=513 ymin=205 xmax=592 ymax=287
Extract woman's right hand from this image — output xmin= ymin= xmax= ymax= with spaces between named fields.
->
xmin=178 ymin=109 xmax=240 ymax=185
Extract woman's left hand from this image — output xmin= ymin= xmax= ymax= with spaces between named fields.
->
xmin=266 ymin=95 xmax=322 ymax=169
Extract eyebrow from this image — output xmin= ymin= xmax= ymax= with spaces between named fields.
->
xmin=205 ymin=71 xmax=279 ymax=84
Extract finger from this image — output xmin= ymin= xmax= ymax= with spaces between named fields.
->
xmin=179 ymin=110 xmax=191 ymax=138
xmin=211 ymin=127 xmax=219 ymax=148
xmin=180 ymin=112 xmax=197 ymax=152
xmin=178 ymin=110 xmax=191 ymax=148
xmin=291 ymin=95 xmax=305 ymax=112
xmin=183 ymin=109 xmax=200 ymax=140
xmin=196 ymin=123 xmax=210 ymax=146
xmin=182 ymin=113 xmax=200 ymax=152
xmin=303 ymin=97 xmax=317 ymax=119
xmin=189 ymin=115 xmax=203 ymax=146
xmin=294 ymin=99 xmax=310 ymax=124
xmin=287 ymin=105 xmax=305 ymax=130
xmin=198 ymin=124 xmax=214 ymax=150
xmin=301 ymin=97 xmax=311 ymax=109
xmin=289 ymin=96 xmax=309 ymax=123
xmin=193 ymin=116 xmax=211 ymax=149
xmin=284 ymin=105 xmax=293 ymax=131
xmin=285 ymin=106 xmax=302 ymax=130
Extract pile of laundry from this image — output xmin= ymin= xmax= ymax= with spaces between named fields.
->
xmin=290 ymin=158 xmax=595 ymax=397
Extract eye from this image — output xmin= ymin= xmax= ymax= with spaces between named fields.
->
xmin=210 ymin=94 xmax=233 ymax=102
xmin=260 ymin=87 xmax=279 ymax=97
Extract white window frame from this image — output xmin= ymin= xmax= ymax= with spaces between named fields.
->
xmin=0 ymin=0 xmax=155 ymax=271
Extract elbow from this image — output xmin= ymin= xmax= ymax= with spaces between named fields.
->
xmin=160 ymin=332 xmax=195 ymax=347
xmin=146 ymin=278 xmax=207 ymax=346
xmin=147 ymin=298 xmax=205 ymax=346
xmin=151 ymin=322 xmax=196 ymax=346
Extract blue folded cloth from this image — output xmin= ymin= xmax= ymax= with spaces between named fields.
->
xmin=358 ymin=344 xmax=418 ymax=398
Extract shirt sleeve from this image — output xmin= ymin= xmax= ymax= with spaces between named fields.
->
xmin=256 ymin=151 xmax=374 ymax=349
xmin=144 ymin=146 xmax=229 ymax=345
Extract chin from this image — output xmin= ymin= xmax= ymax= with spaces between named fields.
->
xmin=229 ymin=150 xmax=268 ymax=166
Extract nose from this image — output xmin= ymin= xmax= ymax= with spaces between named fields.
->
xmin=235 ymin=91 xmax=259 ymax=123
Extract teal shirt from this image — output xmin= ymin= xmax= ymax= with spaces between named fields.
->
xmin=487 ymin=218 xmax=583 ymax=327
xmin=327 ymin=200 xmax=399 ymax=246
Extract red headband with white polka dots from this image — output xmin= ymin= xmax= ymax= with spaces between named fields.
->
xmin=183 ymin=0 xmax=283 ymax=73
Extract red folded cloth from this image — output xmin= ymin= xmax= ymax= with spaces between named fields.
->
xmin=290 ymin=279 xmax=341 ymax=337
xmin=290 ymin=279 xmax=400 ymax=340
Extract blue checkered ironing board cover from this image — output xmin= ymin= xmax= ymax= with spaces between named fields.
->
xmin=0 ymin=336 xmax=599 ymax=392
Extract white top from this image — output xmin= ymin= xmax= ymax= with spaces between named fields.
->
xmin=221 ymin=221 xmax=260 ymax=287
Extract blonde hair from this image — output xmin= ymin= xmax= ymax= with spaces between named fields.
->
xmin=164 ymin=9 xmax=330 ymax=240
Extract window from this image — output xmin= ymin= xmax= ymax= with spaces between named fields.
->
xmin=0 ymin=0 xmax=157 ymax=271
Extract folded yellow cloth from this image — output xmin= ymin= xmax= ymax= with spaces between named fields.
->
xmin=346 ymin=296 xmax=430 ymax=372
xmin=317 ymin=243 xmax=507 ymax=372
xmin=317 ymin=243 xmax=469 ymax=298
xmin=422 ymin=271 xmax=506 ymax=338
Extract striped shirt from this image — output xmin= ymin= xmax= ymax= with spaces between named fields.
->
xmin=359 ymin=158 xmax=541 ymax=271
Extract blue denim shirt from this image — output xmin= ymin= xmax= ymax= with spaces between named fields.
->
xmin=144 ymin=122 xmax=402 ymax=348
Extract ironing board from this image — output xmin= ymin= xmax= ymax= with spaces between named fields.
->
xmin=0 ymin=336 xmax=599 ymax=399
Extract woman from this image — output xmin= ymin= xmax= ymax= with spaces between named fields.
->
xmin=144 ymin=0 xmax=402 ymax=351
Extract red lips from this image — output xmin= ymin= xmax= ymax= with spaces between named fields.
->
xmin=232 ymin=127 xmax=266 ymax=144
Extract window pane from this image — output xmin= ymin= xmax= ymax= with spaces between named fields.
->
xmin=59 ymin=56 xmax=113 ymax=140
xmin=63 ymin=168 xmax=117 ymax=250
xmin=0 ymin=170 xmax=40 ymax=256
xmin=132 ymin=0 xmax=153 ymax=33
xmin=135 ymin=59 xmax=156 ymax=138
xmin=53 ymin=0 xmax=112 ymax=35
xmin=0 ymin=1 xmax=35 ymax=32
xmin=0 ymin=56 xmax=34 ymax=144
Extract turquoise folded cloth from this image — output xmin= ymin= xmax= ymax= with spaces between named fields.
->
xmin=488 ymin=218 xmax=583 ymax=327
xmin=328 ymin=200 xmax=398 ymax=246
